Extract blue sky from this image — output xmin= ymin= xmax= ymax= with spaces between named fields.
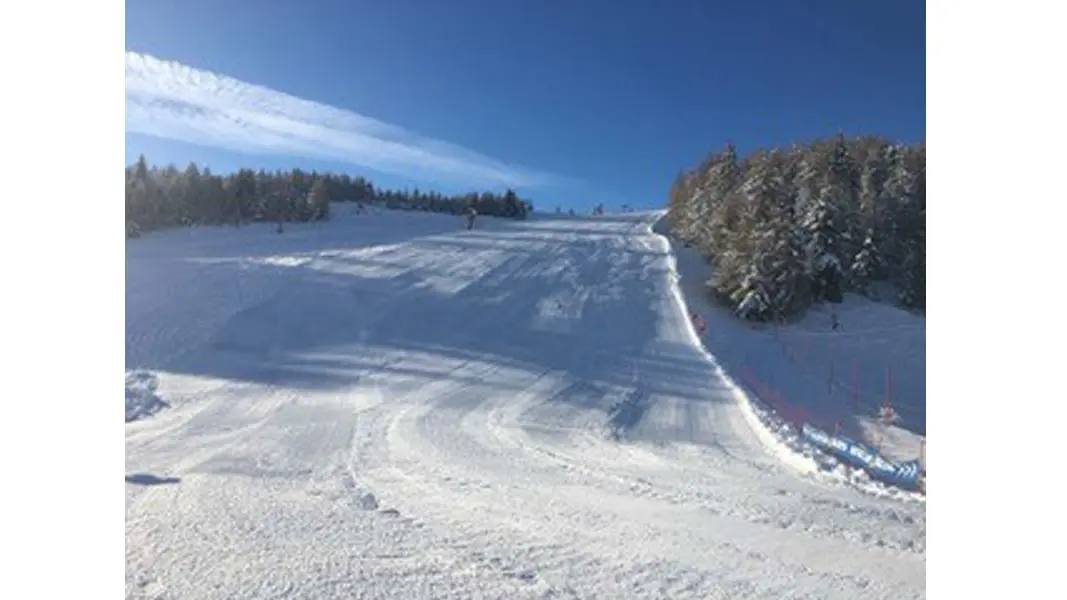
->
xmin=125 ymin=0 xmax=925 ymax=212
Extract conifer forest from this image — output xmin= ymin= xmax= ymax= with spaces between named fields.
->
xmin=666 ymin=134 xmax=925 ymax=319
xmin=124 ymin=155 xmax=533 ymax=239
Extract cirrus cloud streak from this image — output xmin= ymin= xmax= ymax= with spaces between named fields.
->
xmin=125 ymin=52 xmax=562 ymax=189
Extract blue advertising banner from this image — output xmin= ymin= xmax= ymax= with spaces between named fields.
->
xmin=801 ymin=424 xmax=921 ymax=490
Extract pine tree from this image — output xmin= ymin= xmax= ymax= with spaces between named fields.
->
xmin=695 ymin=144 xmax=740 ymax=256
xmin=667 ymin=172 xmax=691 ymax=232
xmin=897 ymin=231 xmax=925 ymax=309
xmin=200 ymin=175 xmax=230 ymax=225
xmin=826 ymin=134 xmax=863 ymax=287
xmin=125 ymin=175 xmax=141 ymax=238
xmin=666 ymin=134 xmax=923 ymax=318
xmin=732 ymin=152 xmax=810 ymax=319
xmin=133 ymin=154 xmax=149 ymax=182
xmin=177 ymin=162 xmax=203 ymax=226
xmin=827 ymin=134 xmax=860 ymax=207
xmin=503 ymin=189 xmax=521 ymax=218
xmin=726 ymin=152 xmax=775 ymax=317
xmin=232 ymin=169 xmax=256 ymax=224
xmin=760 ymin=200 xmax=811 ymax=319
xmin=801 ymin=182 xmax=845 ymax=303
xmin=895 ymin=148 xmax=925 ymax=309
xmin=734 ymin=261 xmax=772 ymax=320
xmin=896 ymin=190 xmax=925 ymax=310
xmin=859 ymin=144 xmax=889 ymax=231
xmin=308 ymin=178 xmax=331 ymax=221
xmin=850 ymin=230 xmax=880 ymax=294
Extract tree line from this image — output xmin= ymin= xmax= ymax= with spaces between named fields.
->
xmin=125 ymin=155 xmax=533 ymax=238
xmin=666 ymin=134 xmax=925 ymax=320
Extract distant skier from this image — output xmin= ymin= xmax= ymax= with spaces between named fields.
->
xmin=830 ymin=312 xmax=840 ymax=331
xmin=465 ymin=206 xmax=477 ymax=230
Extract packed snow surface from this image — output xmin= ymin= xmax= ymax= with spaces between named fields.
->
xmin=126 ymin=206 xmax=925 ymax=599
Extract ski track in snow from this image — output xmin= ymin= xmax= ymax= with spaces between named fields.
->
xmin=125 ymin=206 xmax=925 ymax=599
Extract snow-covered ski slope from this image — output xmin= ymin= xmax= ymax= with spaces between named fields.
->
xmin=126 ymin=205 xmax=925 ymax=600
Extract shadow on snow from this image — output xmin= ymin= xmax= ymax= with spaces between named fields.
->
xmin=126 ymin=215 xmax=739 ymax=445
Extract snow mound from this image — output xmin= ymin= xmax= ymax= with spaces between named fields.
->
xmin=125 ymin=371 xmax=167 ymax=422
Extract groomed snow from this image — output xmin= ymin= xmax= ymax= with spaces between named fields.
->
xmin=126 ymin=205 xmax=925 ymax=599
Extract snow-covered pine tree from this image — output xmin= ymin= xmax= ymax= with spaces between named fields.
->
xmin=724 ymin=151 xmax=808 ymax=320
xmin=667 ymin=171 xmax=692 ymax=234
xmin=757 ymin=152 xmax=810 ymax=318
xmin=765 ymin=213 xmax=811 ymax=318
xmin=682 ymin=153 xmax=720 ymax=244
xmin=665 ymin=146 xmax=734 ymax=256
xmin=826 ymin=134 xmax=863 ymax=288
xmin=729 ymin=153 xmax=775 ymax=319
xmin=881 ymin=145 xmax=913 ymax=276
xmin=177 ymin=162 xmax=203 ymax=226
xmin=801 ymin=181 xmax=845 ymax=303
xmin=126 ymin=155 xmax=153 ymax=231
xmin=895 ymin=148 xmax=925 ymax=309
xmin=883 ymin=145 xmax=924 ymax=299
xmin=827 ymin=134 xmax=859 ymax=199
xmin=707 ymin=188 xmax=752 ymax=306
xmin=199 ymin=174 xmax=230 ymax=225
xmin=791 ymin=149 xmax=822 ymax=229
xmin=231 ymin=169 xmax=256 ymax=224
xmin=125 ymin=174 xmax=141 ymax=238
xmin=897 ymin=230 xmax=925 ymax=309
xmin=688 ymin=144 xmax=739 ymax=258
xmin=778 ymin=147 xmax=804 ymax=221
xmin=857 ymin=143 xmax=891 ymax=281
xmin=850 ymin=230 xmax=880 ymax=295
xmin=734 ymin=261 xmax=772 ymax=320
xmin=859 ymin=143 xmax=888 ymax=222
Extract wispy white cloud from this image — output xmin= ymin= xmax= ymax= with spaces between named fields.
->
xmin=125 ymin=52 xmax=563 ymax=189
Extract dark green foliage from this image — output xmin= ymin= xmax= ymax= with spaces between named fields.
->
xmin=850 ymin=231 xmax=881 ymax=294
xmin=124 ymin=156 xmax=536 ymax=237
xmin=308 ymin=179 xmax=331 ymax=221
xmin=666 ymin=136 xmax=925 ymax=317
xmin=501 ymin=189 xmax=530 ymax=219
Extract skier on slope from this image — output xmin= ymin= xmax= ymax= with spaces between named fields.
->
xmin=466 ymin=205 xmax=478 ymax=230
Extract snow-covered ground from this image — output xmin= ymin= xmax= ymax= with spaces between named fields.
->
xmin=126 ymin=205 xmax=925 ymax=599
xmin=657 ymin=218 xmax=926 ymax=465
